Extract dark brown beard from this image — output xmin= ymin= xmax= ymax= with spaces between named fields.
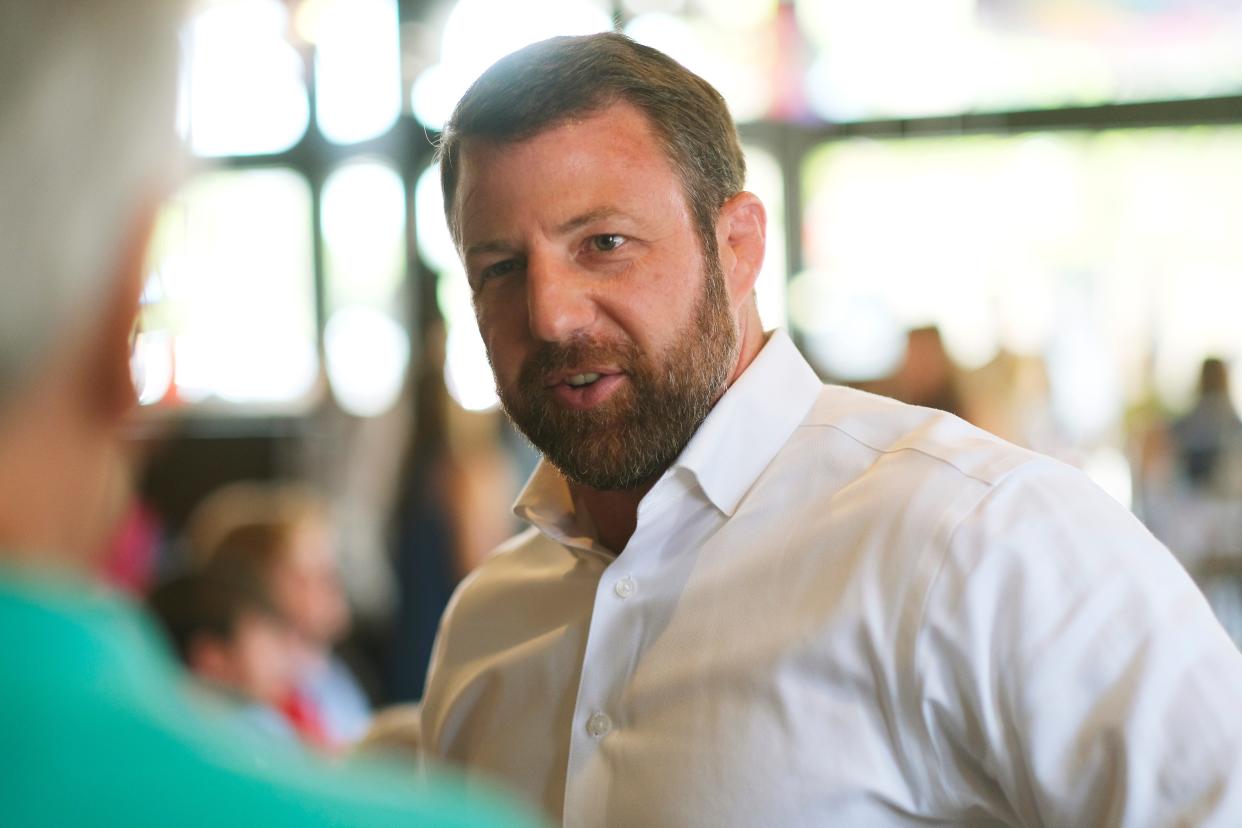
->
xmin=498 ymin=262 xmax=738 ymax=491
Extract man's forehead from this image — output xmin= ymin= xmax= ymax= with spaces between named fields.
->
xmin=455 ymin=113 xmax=686 ymax=243
xmin=458 ymin=106 xmax=655 ymax=168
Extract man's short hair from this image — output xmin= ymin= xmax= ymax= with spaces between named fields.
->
xmin=438 ymin=32 xmax=746 ymax=260
xmin=0 ymin=0 xmax=184 ymax=408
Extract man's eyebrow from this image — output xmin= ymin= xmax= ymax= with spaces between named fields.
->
xmin=556 ymin=207 xmax=624 ymax=235
xmin=464 ymin=239 xmax=517 ymax=259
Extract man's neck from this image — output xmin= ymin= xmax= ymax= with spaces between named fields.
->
xmin=574 ymin=482 xmax=654 ymax=555
xmin=571 ymin=312 xmax=769 ymax=555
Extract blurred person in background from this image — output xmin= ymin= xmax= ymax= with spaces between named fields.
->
xmin=958 ymin=350 xmax=1070 ymax=461
xmin=1136 ymin=358 xmax=1242 ymax=568
xmin=0 ymin=1 xmax=541 ymax=825
xmin=884 ymin=325 xmax=965 ymax=417
xmin=420 ymin=32 xmax=1242 ymax=826
xmin=187 ymin=483 xmax=372 ymax=749
xmin=389 ymin=312 xmax=522 ymax=702
xmin=1173 ymin=357 xmax=1242 ymax=496
xmin=148 ymin=571 xmax=301 ymax=742
xmin=1138 ymin=358 xmax=1242 ymax=643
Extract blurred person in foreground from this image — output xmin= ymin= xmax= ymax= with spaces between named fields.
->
xmin=148 ymin=571 xmax=303 ymax=743
xmin=188 ymin=483 xmax=372 ymax=749
xmin=0 ymin=2 xmax=540 ymax=825
xmin=420 ymin=32 xmax=1242 ymax=826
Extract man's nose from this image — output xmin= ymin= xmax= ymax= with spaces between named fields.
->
xmin=525 ymin=252 xmax=595 ymax=343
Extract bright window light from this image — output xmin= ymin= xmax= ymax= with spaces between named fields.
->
xmin=1045 ymin=298 xmax=1122 ymax=445
xmin=697 ymin=0 xmax=778 ymax=31
xmin=742 ymin=145 xmax=787 ymax=330
xmin=415 ymin=163 xmax=460 ymax=274
xmin=621 ymin=0 xmax=685 ymax=13
xmin=412 ymin=0 xmax=613 ymax=130
xmin=1083 ymin=446 xmax=1133 ymax=510
xmin=325 ymin=307 xmax=410 ymax=417
xmin=322 ymin=159 xmax=407 ymax=310
xmin=321 ymin=159 xmax=409 ymax=417
xmin=995 ymin=266 xmax=1057 ymax=357
xmin=132 ymin=331 xmax=175 ymax=406
xmin=788 ymin=270 xmax=904 ymax=381
xmin=624 ymin=12 xmax=774 ymax=122
xmin=411 ymin=63 xmax=461 ymax=133
xmin=801 ymin=0 xmax=978 ymax=121
xmin=131 ymin=274 xmax=175 ymax=406
xmin=146 ymin=168 xmax=318 ymax=408
xmin=313 ymin=0 xmax=402 ymax=144
xmin=938 ymin=296 xmax=999 ymax=372
xmin=438 ymin=265 xmax=499 ymax=412
xmin=801 ymin=127 xmax=1242 ymax=429
xmin=800 ymin=134 xmax=1077 ymax=374
xmin=797 ymin=0 xmax=1242 ymax=120
xmin=624 ymin=12 xmax=702 ymax=68
xmin=182 ymin=0 xmax=309 ymax=156
xmin=414 ymin=159 xmax=497 ymax=412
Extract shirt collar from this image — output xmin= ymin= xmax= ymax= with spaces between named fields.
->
xmin=673 ymin=328 xmax=822 ymax=516
xmin=514 ymin=329 xmax=823 ymax=541
xmin=513 ymin=460 xmax=601 ymax=553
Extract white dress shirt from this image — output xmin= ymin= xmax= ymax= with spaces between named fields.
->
xmin=421 ymin=330 xmax=1242 ymax=827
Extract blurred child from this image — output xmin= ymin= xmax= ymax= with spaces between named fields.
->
xmin=147 ymin=571 xmax=300 ymax=742
xmin=187 ymin=484 xmax=372 ymax=748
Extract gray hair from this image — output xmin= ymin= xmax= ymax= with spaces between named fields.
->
xmin=0 ymin=0 xmax=185 ymax=407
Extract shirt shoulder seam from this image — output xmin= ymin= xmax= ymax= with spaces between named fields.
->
xmin=799 ymin=420 xmax=1017 ymax=489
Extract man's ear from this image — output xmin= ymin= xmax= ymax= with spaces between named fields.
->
xmin=91 ymin=203 xmax=158 ymax=420
xmin=714 ymin=191 xmax=767 ymax=306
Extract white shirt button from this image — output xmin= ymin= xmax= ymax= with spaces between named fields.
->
xmin=586 ymin=712 xmax=613 ymax=738
xmin=614 ymin=576 xmax=636 ymax=599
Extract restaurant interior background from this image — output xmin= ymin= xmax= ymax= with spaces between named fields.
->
xmin=126 ymin=0 xmax=1242 ymax=701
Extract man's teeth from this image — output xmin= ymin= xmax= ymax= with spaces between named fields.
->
xmin=567 ymin=373 xmax=601 ymax=388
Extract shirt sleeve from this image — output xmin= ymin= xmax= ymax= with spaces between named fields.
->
xmin=913 ymin=458 xmax=1242 ymax=827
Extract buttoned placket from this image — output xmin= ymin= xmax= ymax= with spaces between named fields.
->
xmin=559 ymin=473 xmax=699 ymax=828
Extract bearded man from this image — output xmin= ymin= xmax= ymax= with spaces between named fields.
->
xmin=420 ymin=32 xmax=1242 ymax=827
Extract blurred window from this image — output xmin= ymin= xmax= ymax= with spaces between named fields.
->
xmin=321 ymin=159 xmax=410 ymax=416
xmin=415 ymin=163 xmax=498 ymax=413
xmin=182 ymin=0 xmax=310 ymax=156
xmin=323 ymin=160 xmax=406 ymax=314
xmin=144 ymin=168 xmax=318 ymax=409
xmin=624 ymin=11 xmax=778 ymax=123
xmin=742 ymin=144 xmax=788 ymax=330
xmin=797 ymin=0 xmax=1242 ymax=120
xmin=310 ymin=0 xmax=402 ymax=145
xmin=412 ymin=0 xmax=613 ymax=130
xmin=154 ymin=0 xmax=1242 ymax=429
xmin=799 ymin=127 xmax=1242 ymax=436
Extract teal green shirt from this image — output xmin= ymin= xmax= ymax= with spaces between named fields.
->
xmin=0 ymin=566 xmax=542 ymax=828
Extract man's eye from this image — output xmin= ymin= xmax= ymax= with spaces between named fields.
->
xmin=590 ymin=234 xmax=627 ymax=252
xmin=482 ymin=258 xmax=523 ymax=280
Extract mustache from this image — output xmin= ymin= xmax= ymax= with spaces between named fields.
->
xmin=519 ymin=336 xmax=642 ymax=385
